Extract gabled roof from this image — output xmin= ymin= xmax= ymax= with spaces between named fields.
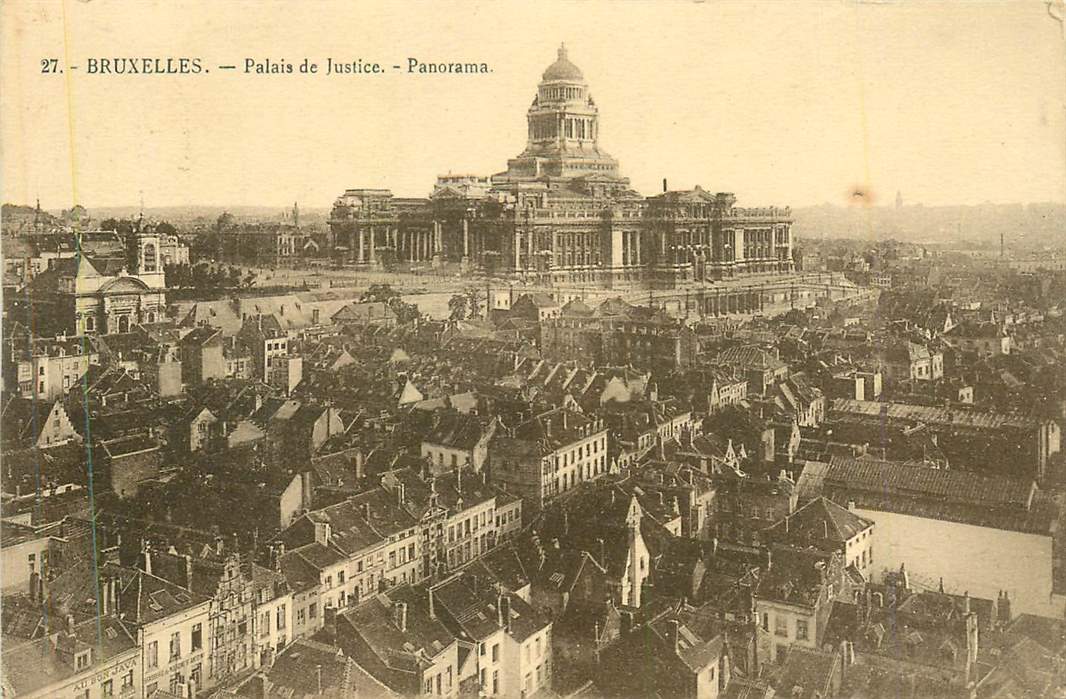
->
xmin=762 ymin=497 xmax=873 ymax=551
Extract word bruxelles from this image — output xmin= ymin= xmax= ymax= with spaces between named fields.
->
xmin=243 ymin=58 xmax=491 ymax=75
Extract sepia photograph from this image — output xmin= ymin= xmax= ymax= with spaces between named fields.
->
xmin=1 ymin=1 xmax=1065 ymax=697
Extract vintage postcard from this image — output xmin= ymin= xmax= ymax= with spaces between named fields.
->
xmin=1 ymin=1 xmax=1065 ymax=697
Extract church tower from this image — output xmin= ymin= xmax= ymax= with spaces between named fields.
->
xmin=495 ymin=44 xmax=626 ymax=187
xmin=128 ymin=222 xmax=165 ymax=290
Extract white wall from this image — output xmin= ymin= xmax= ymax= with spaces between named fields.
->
xmin=855 ymin=507 xmax=1055 ymax=617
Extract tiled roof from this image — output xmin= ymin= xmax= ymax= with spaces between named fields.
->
xmin=825 ymin=456 xmax=1034 ymax=509
xmin=755 ymin=544 xmax=834 ymax=609
xmin=762 ymin=496 xmax=873 ymax=550
xmin=823 ymin=456 xmax=1055 ymax=534
xmin=830 ymin=399 xmax=1041 ymax=431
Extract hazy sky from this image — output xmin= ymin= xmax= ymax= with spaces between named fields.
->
xmin=2 ymin=0 xmax=1064 ymax=210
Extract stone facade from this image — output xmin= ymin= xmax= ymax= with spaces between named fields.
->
xmin=330 ymin=45 xmax=793 ymax=289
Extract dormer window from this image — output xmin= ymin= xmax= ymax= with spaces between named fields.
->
xmin=75 ymin=649 xmax=91 ymax=670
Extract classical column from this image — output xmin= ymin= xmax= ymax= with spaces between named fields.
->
xmin=462 ymin=219 xmax=469 ymax=258
xmin=357 ymin=229 xmax=365 ymax=264
xmin=514 ymin=230 xmax=522 ymax=269
xmin=368 ymin=227 xmax=376 ymax=264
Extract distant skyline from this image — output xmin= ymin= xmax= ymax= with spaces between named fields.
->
xmin=3 ymin=1 xmax=1064 ymax=211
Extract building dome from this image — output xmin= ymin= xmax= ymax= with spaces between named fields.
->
xmin=542 ymin=43 xmax=584 ymax=82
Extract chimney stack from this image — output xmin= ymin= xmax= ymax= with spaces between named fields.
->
xmin=668 ymin=618 xmax=681 ymax=656
xmin=501 ymin=594 xmax=512 ymax=633
xmin=395 ymin=602 xmax=408 ymax=632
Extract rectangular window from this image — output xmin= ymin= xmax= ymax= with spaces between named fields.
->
xmin=277 ymin=604 xmax=287 ymax=630
xmin=148 ymin=640 xmax=159 ymax=669
xmin=796 ymin=619 xmax=809 ymax=641
xmin=774 ymin=614 xmax=788 ymax=638
xmin=192 ymin=623 xmax=202 ymax=651
xmin=493 ymin=644 xmax=499 ymax=662
xmin=102 ymin=679 xmax=113 ymax=697
xmin=170 ymin=631 xmax=181 ymax=660
xmin=309 ymin=603 xmax=317 ymax=618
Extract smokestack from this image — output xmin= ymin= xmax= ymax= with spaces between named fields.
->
xmin=316 ymin=664 xmax=322 ymax=694
xmin=184 ymin=555 xmax=194 ymax=591
xmin=663 ymin=178 xmax=668 ymax=193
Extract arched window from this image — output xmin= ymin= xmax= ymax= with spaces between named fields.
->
xmin=143 ymin=242 xmax=158 ymax=273
xmin=85 ymin=315 xmax=95 ymax=332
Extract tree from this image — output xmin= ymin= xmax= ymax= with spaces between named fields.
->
xmin=228 ymin=266 xmax=242 ymax=288
xmin=389 ymin=297 xmax=422 ymax=325
xmin=100 ymin=218 xmax=134 ymax=234
xmin=165 ymin=262 xmax=192 ymax=288
xmin=155 ymin=221 xmax=178 ymax=237
xmin=465 ymin=287 xmax=483 ymax=319
xmin=361 ymin=283 xmax=402 ymax=304
xmin=448 ymin=294 xmax=468 ymax=321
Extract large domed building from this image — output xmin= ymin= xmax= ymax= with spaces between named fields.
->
xmin=329 ymin=44 xmax=793 ymax=289
xmin=495 ymin=44 xmax=624 ymax=186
